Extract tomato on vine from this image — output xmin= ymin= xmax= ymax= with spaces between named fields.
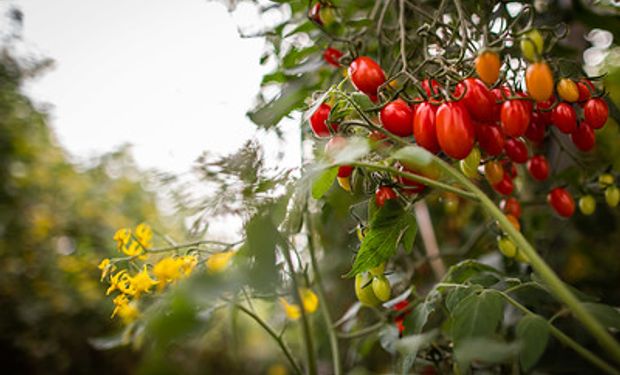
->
xmin=477 ymin=123 xmax=505 ymax=156
xmin=577 ymin=80 xmax=593 ymax=102
xmin=520 ymin=29 xmax=544 ymax=61
xmin=551 ymin=102 xmax=577 ymax=134
xmin=485 ymin=161 xmax=504 ymax=185
xmin=413 ymin=102 xmax=440 ymax=153
xmin=547 ymin=187 xmax=575 ymax=217
xmin=500 ymin=197 xmax=522 ymax=219
xmin=527 ymin=155 xmax=550 ymax=181
xmin=475 ymin=50 xmax=501 ymax=85
xmin=493 ymin=174 xmax=515 ymax=196
xmin=579 ymin=195 xmax=596 ymax=216
xmin=571 ymin=122 xmax=596 ymax=152
xmin=526 ymin=61 xmax=554 ymax=102
xmin=606 ymin=186 xmax=620 ymax=208
xmin=323 ymin=47 xmax=343 ymax=67
xmin=371 ymin=275 xmax=391 ymax=302
xmin=349 ymin=56 xmax=386 ymax=98
xmin=501 ymin=100 xmax=531 ymax=137
xmin=505 ymin=138 xmax=529 ymax=164
xmin=557 ymin=78 xmax=579 ymax=102
xmin=456 ymin=78 xmax=496 ymax=122
xmin=525 ymin=113 xmax=547 ymax=144
xmin=380 ymin=99 xmax=413 ymax=137
xmin=583 ymin=98 xmax=609 ymax=129
xmin=435 ymin=101 xmax=475 ymax=160
xmin=375 ymin=186 xmax=397 ymax=207
xmin=310 ymin=103 xmax=337 ymax=138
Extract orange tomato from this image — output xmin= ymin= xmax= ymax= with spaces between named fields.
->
xmin=475 ymin=51 xmax=501 ymax=85
xmin=484 ymin=161 xmax=504 ymax=185
xmin=505 ymin=214 xmax=521 ymax=232
xmin=556 ymin=78 xmax=579 ymax=102
xmin=525 ymin=62 xmax=554 ymax=102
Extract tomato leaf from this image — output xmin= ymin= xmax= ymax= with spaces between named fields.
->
xmin=311 ymin=167 xmax=338 ymax=200
xmin=400 ymin=212 xmax=417 ymax=254
xmin=454 ymin=337 xmax=520 ymax=370
xmin=516 ymin=315 xmax=549 ymax=372
xmin=444 ymin=285 xmax=482 ymax=313
xmin=395 ymin=329 xmax=439 ymax=375
xmin=451 ymin=290 xmax=504 ymax=345
xmin=404 ymin=289 xmax=442 ymax=335
xmin=350 ymin=92 xmax=375 ymax=111
xmin=344 ymin=200 xmax=413 ymax=277
xmin=582 ymin=302 xmax=620 ymax=331
xmin=443 ymin=259 xmax=504 ymax=285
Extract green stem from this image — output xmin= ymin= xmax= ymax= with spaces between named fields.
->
xmin=431 ymin=156 xmax=620 ymax=364
xmin=350 ymin=161 xmax=479 ymax=201
xmin=233 ymin=302 xmax=304 ymax=375
xmin=305 ymin=212 xmax=342 ymax=375
xmin=498 ymin=292 xmax=620 ymax=375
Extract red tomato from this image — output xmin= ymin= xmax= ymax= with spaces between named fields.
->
xmin=527 ymin=155 xmax=550 ymax=181
xmin=500 ymin=197 xmax=522 ymax=219
xmin=310 ymin=103 xmax=337 ymax=138
xmin=493 ymin=174 xmax=514 ymax=196
xmin=503 ymin=161 xmax=518 ymax=179
xmin=435 ymin=102 xmax=475 ymax=160
xmin=551 ymin=103 xmax=577 ymax=134
xmin=571 ymin=122 xmax=595 ymax=152
xmin=455 ymin=78 xmax=496 ymax=122
xmin=338 ymin=165 xmax=354 ymax=178
xmin=504 ymin=138 xmax=529 ymax=164
xmin=577 ymin=81 xmax=592 ymax=102
xmin=375 ymin=186 xmax=397 ymax=207
xmin=500 ymin=100 xmax=531 ymax=137
xmin=349 ymin=56 xmax=386 ymax=97
xmin=323 ymin=47 xmax=343 ymax=67
xmin=477 ymin=124 xmax=505 ymax=156
xmin=525 ymin=113 xmax=546 ymax=143
xmin=413 ymin=102 xmax=440 ymax=153
xmin=535 ymin=97 xmax=555 ymax=124
xmin=380 ymin=99 xmax=414 ymax=137
xmin=583 ymin=98 xmax=608 ymax=129
xmin=490 ymin=87 xmax=509 ymax=122
xmin=547 ymin=187 xmax=575 ymax=217
xmin=422 ymin=79 xmax=441 ymax=97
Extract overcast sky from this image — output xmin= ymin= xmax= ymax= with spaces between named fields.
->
xmin=13 ymin=0 xmax=300 ymax=174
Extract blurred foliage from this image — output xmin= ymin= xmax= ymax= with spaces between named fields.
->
xmin=0 ymin=47 xmax=179 ymax=373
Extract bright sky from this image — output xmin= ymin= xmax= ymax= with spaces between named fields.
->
xmin=13 ymin=0 xmax=300 ymax=174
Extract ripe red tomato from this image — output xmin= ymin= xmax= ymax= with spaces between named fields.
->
xmin=503 ymin=161 xmax=518 ymax=178
xmin=583 ymin=98 xmax=608 ymax=129
xmin=310 ymin=103 xmax=337 ymax=138
xmin=500 ymin=197 xmax=522 ymax=219
xmin=413 ymin=102 xmax=440 ymax=153
xmin=380 ymin=99 xmax=414 ymax=137
xmin=435 ymin=102 xmax=475 ymax=160
xmin=504 ymin=138 xmax=528 ymax=164
xmin=500 ymin=100 xmax=531 ymax=137
xmin=535 ymin=97 xmax=555 ymax=124
xmin=349 ymin=56 xmax=386 ymax=97
xmin=571 ymin=122 xmax=595 ymax=152
xmin=338 ymin=165 xmax=354 ymax=178
xmin=493 ymin=174 xmax=514 ymax=196
xmin=547 ymin=187 xmax=575 ymax=217
xmin=551 ymin=103 xmax=577 ymax=134
xmin=323 ymin=47 xmax=343 ymax=67
xmin=577 ymin=80 xmax=594 ymax=103
xmin=375 ymin=186 xmax=397 ymax=207
xmin=455 ymin=78 xmax=496 ymax=122
xmin=491 ymin=86 xmax=511 ymax=121
xmin=477 ymin=124 xmax=505 ymax=156
xmin=527 ymin=155 xmax=550 ymax=181
xmin=422 ymin=79 xmax=441 ymax=97
xmin=525 ymin=113 xmax=546 ymax=143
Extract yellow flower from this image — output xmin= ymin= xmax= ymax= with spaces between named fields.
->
xmin=135 ymin=223 xmax=153 ymax=249
xmin=98 ymin=258 xmax=115 ymax=281
xmin=111 ymin=295 xmax=139 ymax=324
xmin=206 ymin=251 xmax=234 ymax=274
xmin=279 ymin=298 xmax=301 ymax=320
xmin=130 ymin=266 xmax=158 ymax=298
xmin=153 ymin=257 xmax=182 ymax=290
xmin=113 ymin=228 xmax=132 ymax=250
xmin=179 ymin=255 xmax=198 ymax=276
xmin=299 ymin=288 xmax=319 ymax=313
xmin=106 ymin=270 xmax=131 ymax=295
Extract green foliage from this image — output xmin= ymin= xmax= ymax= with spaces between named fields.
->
xmin=516 ymin=316 xmax=550 ymax=372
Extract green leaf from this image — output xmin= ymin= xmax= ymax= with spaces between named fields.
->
xmin=395 ymin=329 xmax=439 ymax=375
xmin=401 ymin=211 xmax=417 ymax=253
xmin=454 ymin=337 xmax=520 ymax=370
xmin=379 ymin=324 xmax=399 ymax=354
xmin=443 ymin=260 xmax=504 ymax=285
xmin=516 ymin=315 xmax=549 ymax=372
xmin=582 ymin=303 xmax=620 ymax=330
xmin=248 ymin=79 xmax=312 ymax=129
xmin=350 ymin=92 xmax=375 ymax=111
xmin=345 ymin=200 xmax=412 ymax=276
xmin=451 ymin=290 xmax=504 ymax=345
xmin=282 ymin=45 xmax=321 ymax=69
xmin=444 ymin=285 xmax=481 ymax=313
xmin=311 ymin=167 xmax=338 ymax=200
xmin=405 ymin=289 xmax=442 ymax=335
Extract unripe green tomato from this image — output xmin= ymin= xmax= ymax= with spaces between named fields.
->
xmin=464 ymin=147 xmax=481 ymax=170
xmin=514 ymin=248 xmax=531 ymax=264
xmin=355 ymin=273 xmax=381 ymax=307
xmin=372 ymin=275 xmax=391 ymax=302
xmin=459 ymin=160 xmax=478 ymax=179
xmin=443 ymin=193 xmax=459 ymax=215
xmin=578 ymin=195 xmax=596 ymax=215
xmin=605 ymin=186 xmax=620 ymax=208
xmin=599 ymin=174 xmax=615 ymax=188
xmin=520 ymin=29 xmax=544 ymax=62
xmin=497 ymin=236 xmax=517 ymax=258
xmin=369 ymin=262 xmax=385 ymax=277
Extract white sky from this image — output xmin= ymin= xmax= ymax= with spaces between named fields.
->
xmin=13 ymin=0 xmax=300 ymax=174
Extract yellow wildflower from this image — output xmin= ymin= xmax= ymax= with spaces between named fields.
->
xmin=98 ymin=258 xmax=115 ymax=281
xmin=279 ymin=297 xmax=301 ymax=320
xmin=135 ymin=223 xmax=153 ymax=249
xmin=130 ymin=266 xmax=158 ymax=298
xmin=153 ymin=257 xmax=182 ymax=290
xmin=179 ymin=255 xmax=198 ymax=276
xmin=111 ymin=295 xmax=139 ymax=324
xmin=206 ymin=251 xmax=234 ymax=274
xmin=299 ymin=288 xmax=319 ymax=313
xmin=106 ymin=270 xmax=131 ymax=295
xmin=113 ymin=228 xmax=132 ymax=250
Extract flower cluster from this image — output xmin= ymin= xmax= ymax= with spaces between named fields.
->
xmin=279 ymin=288 xmax=319 ymax=320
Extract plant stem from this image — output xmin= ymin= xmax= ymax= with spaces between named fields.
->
xmin=305 ymin=212 xmax=342 ymax=375
xmin=233 ymin=302 xmax=304 ymax=375
xmin=498 ymin=292 xmax=620 ymax=375
xmin=432 ymin=156 xmax=620 ymax=364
